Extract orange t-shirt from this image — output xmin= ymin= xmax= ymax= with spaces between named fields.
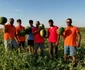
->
xmin=64 ymin=26 xmax=79 ymax=46
xmin=4 ymin=24 xmax=16 ymax=40
xmin=16 ymin=25 xmax=25 ymax=42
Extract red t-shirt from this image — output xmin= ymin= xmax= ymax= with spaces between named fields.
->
xmin=48 ymin=26 xmax=58 ymax=43
xmin=32 ymin=27 xmax=44 ymax=43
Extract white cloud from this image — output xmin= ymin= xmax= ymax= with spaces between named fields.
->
xmin=15 ymin=9 xmax=23 ymax=12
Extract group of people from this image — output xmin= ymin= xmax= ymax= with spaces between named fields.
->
xmin=2 ymin=18 xmax=81 ymax=66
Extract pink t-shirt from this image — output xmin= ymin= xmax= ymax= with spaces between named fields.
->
xmin=48 ymin=26 xmax=58 ymax=43
xmin=32 ymin=27 xmax=44 ymax=43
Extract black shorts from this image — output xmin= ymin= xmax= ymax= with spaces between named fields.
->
xmin=19 ymin=41 xmax=25 ymax=48
xmin=28 ymin=40 xmax=34 ymax=46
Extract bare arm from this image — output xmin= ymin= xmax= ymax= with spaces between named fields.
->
xmin=76 ymin=32 xmax=81 ymax=47
xmin=61 ymin=34 xmax=66 ymax=39
xmin=45 ymin=29 xmax=49 ymax=38
xmin=14 ymin=32 xmax=19 ymax=43
xmin=56 ymin=34 xmax=60 ymax=46
xmin=3 ymin=25 xmax=8 ymax=33
xmin=57 ymin=34 xmax=60 ymax=42
xmin=32 ymin=29 xmax=40 ymax=34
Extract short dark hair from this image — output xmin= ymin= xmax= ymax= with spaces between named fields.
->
xmin=67 ymin=18 xmax=72 ymax=23
xmin=9 ymin=18 xmax=14 ymax=21
xmin=37 ymin=21 xmax=40 ymax=25
xmin=17 ymin=19 xmax=21 ymax=23
xmin=48 ymin=19 xmax=54 ymax=23
xmin=29 ymin=20 xmax=33 ymax=24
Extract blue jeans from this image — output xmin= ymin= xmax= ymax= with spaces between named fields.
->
xmin=64 ymin=46 xmax=77 ymax=56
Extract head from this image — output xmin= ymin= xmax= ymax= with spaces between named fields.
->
xmin=66 ymin=18 xmax=72 ymax=26
xmin=9 ymin=18 xmax=14 ymax=25
xmin=29 ymin=20 xmax=33 ymax=27
xmin=17 ymin=19 xmax=22 ymax=26
xmin=48 ymin=19 xmax=54 ymax=27
xmin=36 ymin=21 xmax=40 ymax=27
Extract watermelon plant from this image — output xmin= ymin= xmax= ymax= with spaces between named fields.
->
xmin=0 ymin=27 xmax=84 ymax=70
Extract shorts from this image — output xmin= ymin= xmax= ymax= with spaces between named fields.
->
xmin=4 ymin=39 xmax=19 ymax=49
xmin=48 ymin=42 xmax=57 ymax=47
xmin=28 ymin=40 xmax=34 ymax=46
xmin=34 ymin=43 xmax=44 ymax=50
xmin=19 ymin=41 xmax=25 ymax=48
xmin=64 ymin=46 xmax=77 ymax=56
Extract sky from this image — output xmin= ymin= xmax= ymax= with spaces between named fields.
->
xmin=0 ymin=0 xmax=85 ymax=27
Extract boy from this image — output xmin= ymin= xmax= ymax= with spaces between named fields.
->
xmin=32 ymin=21 xmax=44 ymax=56
xmin=62 ymin=18 xmax=81 ymax=66
xmin=16 ymin=19 xmax=25 ymax=52
xmin=3 ymin=18 xmax=18 ymax=51
xmin=28 ymin=20 xmax=34 ymax=54
xmin=47 ymin=19 xmax=59 ymax=59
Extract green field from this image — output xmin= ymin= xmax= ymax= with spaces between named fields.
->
xmin=0 ymin=27 xmax=85 ymax=70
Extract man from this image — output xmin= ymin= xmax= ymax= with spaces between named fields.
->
xmin=32 ymin=21 xmax=44 ymax=56
xmin=28 ymin=20 xmax=34 ymax=54
xmin=3 ymin=18 xmax=18 ymax=51
xmin=16 ymin=19 xmax=25 ymax=52
xmin=47 ymin=19 xmax=59 ymax=59
xmin=62 ymin=18 xmax=81 ymax=66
